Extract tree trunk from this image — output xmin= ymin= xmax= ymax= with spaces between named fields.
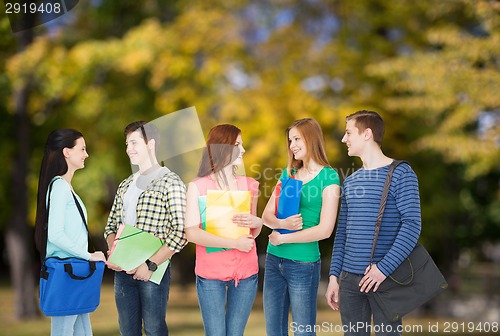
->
xmin=5 ymin=18 xmax=38 ymax=319
xmin=6 ymin=78 xmax=39 ymax=319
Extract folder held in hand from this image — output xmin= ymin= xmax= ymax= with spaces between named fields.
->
xmin=107 ymin=225 xmax=170 ymax=284
xmin=275 ymin=177 xmax=303 ymax=234
xmin=198 ymin=196 xmax=227 ymax=253
xmin=205 ymin=190 xmax=251 ymax=239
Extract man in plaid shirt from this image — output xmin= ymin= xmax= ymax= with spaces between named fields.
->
xmin=105 ymin=121 xmax=187 ymax=336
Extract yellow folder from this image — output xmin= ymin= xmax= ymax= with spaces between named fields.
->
xmin=205 ymin=190 xmax=251 ymax=239
xmin=108 ymin=225 xmax=169 ymax=285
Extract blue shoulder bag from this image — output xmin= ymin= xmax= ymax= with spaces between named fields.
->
xmin=39 ymin=178 xmax=105 ymax=316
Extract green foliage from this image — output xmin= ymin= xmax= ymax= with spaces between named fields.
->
xmin=0 ymin=14 xmax=17 ymax=229
xmin=363 ymin=0 xmax=500 ymax=265
xmin=1 ymin=0 xmax=498 ymax=271
xmin=367 ymin=0 xmax=500 ymax=179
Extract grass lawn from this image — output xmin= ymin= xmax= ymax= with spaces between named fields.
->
xmin=1 ymin=283 xmax=497 ymax=335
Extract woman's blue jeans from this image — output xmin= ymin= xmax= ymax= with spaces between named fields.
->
xmin=114 ymin=265 xmax=171 ymax=336
xmin=339 ymin=271 xmax=402 ymax=336
xmin=51 ymin=314 xmax=92 ymax=336
xmin=263 ymin=253 xmax=321 ymax=336
xmin=196 ymin=274 xmax=258 ymax=336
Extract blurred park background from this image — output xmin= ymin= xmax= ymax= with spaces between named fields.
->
xmin=0 ymin=0 xmax=499 ymax=334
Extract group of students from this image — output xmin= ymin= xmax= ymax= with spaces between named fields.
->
xmin=34 ymin=110 xmax=422 ymax=336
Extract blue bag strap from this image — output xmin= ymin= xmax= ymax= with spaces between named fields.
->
xmin=40 ymin=178 xmax=58 ymax=263
xmin=41 ymin=177 xmax=95 ymax=267
xmin=40 ymin=178 xmax=58 ymax=279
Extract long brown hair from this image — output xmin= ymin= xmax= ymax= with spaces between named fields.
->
xmin=197 ymin=124 xmax=241 ymax=187
xmin=286 ymin=118 xmax=330 ymax=172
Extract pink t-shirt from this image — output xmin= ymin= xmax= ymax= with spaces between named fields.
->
xmin=192 ymin=175 xmax=259 ymax=285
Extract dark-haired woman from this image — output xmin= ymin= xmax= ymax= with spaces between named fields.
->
xmin=34 ymin=129 xmax=106 ymax=336
xmin=184 ymin=124 xmax=263 ymax=336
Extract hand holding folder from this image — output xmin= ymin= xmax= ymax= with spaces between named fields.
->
xmin=205 ymin=190 xmax=251 ymax=239
xmin=275 ymin=177 xmax=303 ymax=234
xmin=107 ymin=225 xmax=170 ymax=284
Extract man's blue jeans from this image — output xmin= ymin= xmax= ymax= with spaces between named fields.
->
xmin=339 ymin=271 xmax=402 ymax=336
xmin=114 ymin=265 xmax=171 ymax=336
xmin=263 ymin=253 xmax=321 ymax=336
xmin=196 ymin=274 xmax=258 ymax=336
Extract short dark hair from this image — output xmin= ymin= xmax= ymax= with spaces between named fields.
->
xmin=124 ymin=121 xmax=160 ymax=146
xmin=346 ymin=110 xmax=385 ymax=147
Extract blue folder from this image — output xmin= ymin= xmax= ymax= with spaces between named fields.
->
xmin=276 ymin=177 xmax=303 ymax=234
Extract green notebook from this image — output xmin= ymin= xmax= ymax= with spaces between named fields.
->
xmin=108 ymin=225 xmax=170 ymax=284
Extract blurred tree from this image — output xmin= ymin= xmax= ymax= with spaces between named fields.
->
xmin=1 ymin=0 xmax=186 ymax=319
xmin=2 ymin=0 xmax=499 ymax=320
xmin=367 ymin=0 xmax=499 ymax=179
xmin=2 ymin=10 xmax=40 ymax=318
xmin=365 ymin=0 xmax=500 ymax=271
xmin=0 ymin=13 xmax=17 ymax=235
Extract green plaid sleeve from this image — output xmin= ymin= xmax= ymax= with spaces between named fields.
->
xmin=162 ymin=175 xmax=187 ymax=252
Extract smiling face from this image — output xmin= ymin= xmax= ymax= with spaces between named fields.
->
xmin=288 ymin=127 xmax=307 ymax=162
xmin=231 ymin=134 xmax=245 ymax=166
xmin=64 ymin=137 xmax=88 ymax=171
xmin=341 ymin=119 xmax=366 ymax=157
xmin=126 ymin=130 xmax=152 ymax=167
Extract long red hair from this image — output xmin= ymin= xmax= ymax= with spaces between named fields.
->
xmin=197 ymin=124 xmax=241 ymax=180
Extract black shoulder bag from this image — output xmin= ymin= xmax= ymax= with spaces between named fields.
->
xmin=370 ymin=160 xmax=448 ymax=322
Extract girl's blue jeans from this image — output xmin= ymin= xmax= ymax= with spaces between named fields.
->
xmin=263 ymin=253 xmax=321 ymax=336
xmin=196 ymin=273 xmax=258 ymax=336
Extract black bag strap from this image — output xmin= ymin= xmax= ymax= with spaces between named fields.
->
xmin=369 ymin=160 xmax=409 ymax=266
xmin=41 ymin=177 xmax=95 ymax=263
xmin=64 ymin=261 xmax=97 ymax=280
xmin=71 ymin=192 xmax=96 ymax=253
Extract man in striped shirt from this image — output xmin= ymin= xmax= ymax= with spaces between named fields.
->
xmin=326 ymin=110 xmax=421 ymax=336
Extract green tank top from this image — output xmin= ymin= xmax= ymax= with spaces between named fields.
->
xmin=267 ymin=166 xmax=340 ymax=262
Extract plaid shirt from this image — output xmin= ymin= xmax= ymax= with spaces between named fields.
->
xmin=104 ymin=169 xmax=187 ymax=253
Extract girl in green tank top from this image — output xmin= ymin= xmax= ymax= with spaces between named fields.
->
xmin=262 ymin=118 xmax=340 ymax=336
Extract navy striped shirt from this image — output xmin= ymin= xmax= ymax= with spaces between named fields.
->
xmin=329 ymin=162 xmax=421 ymax=277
